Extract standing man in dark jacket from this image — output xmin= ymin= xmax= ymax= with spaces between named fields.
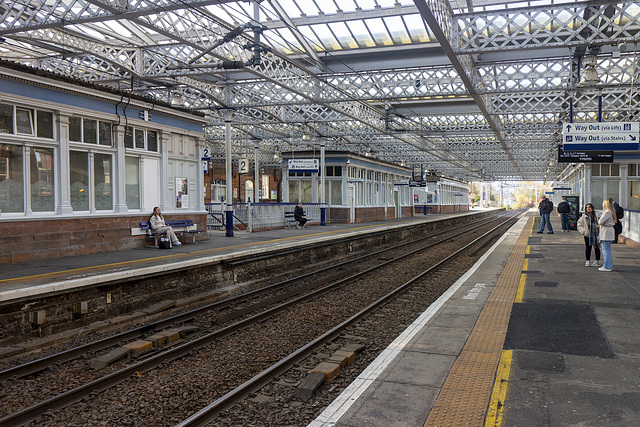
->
xmin=557 ymin=196 xmax=571 ymax=232
xmin=537 ymin=196 xmax=554 ymax=234
xmin=293 ymin=203 xmax=307 ymax=229
xmin=613 ymin=201 xmax=624 ymax=243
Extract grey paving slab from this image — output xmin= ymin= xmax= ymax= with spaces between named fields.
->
xmin=335 ymin=381 xmax=434 ymax=427
xmin=407 ymin=325 xmax=471 ymax=355
xmin=377 ymin=351 xmax=455 ymax=387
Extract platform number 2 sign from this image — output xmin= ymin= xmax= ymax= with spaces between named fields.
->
xmin=239 ymin=158 xmax=249 ymax=174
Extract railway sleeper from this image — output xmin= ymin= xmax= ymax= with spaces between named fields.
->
xmin=294 ymin=344 xmax=365 ymax=401
xmin=87 ymin=326 xmax=199 ymax=369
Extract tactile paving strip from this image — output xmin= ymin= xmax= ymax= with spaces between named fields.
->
xmin=424 ymin=217 xmax=531 ymax=427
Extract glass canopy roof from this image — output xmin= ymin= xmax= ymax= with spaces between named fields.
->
xmin=1 ymin=0 xmax=639 ymax=182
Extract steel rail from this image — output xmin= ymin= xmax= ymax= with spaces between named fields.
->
xmin=0 ymin=213 xmax=502 ymax=381
xmin=177 ymin=210 xmax=524 ymax=426
xmin=0 ymin=212 xmax=518 ymax=426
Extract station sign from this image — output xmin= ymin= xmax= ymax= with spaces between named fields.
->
xmin=563 ymin=122 xmax=639 ymax=151
xmin=558 ymin=147 xmax=613 ymax=163
xmin=288 ymin=159 xmax=319 ymax=173
xmin=239 ymin=158 xmax=250 ymax=174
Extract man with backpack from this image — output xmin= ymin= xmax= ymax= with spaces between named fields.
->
xmin=537 ymin=195 xmax=554 ymax=234
xmin=613 ymin=201 xmax=624 ymax=243
xmin=557 ymin=196 xmax=571 ymax=232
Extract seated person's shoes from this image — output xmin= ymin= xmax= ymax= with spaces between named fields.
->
xmin=174 ymin=241 xmax=181 ymax=246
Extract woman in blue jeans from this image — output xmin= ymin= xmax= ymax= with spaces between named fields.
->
xmin=597 ymin=198 xmax=617 ymax=272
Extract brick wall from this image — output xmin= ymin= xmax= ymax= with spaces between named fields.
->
xmin=0 ymin=213 xmax=208 ymax=264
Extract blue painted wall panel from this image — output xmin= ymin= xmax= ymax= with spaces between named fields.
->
xmin=1 ymin=77 xmax=202 ymax=132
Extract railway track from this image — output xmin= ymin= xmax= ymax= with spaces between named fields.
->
xmin=0 ymin=211 xmax=522 ymax=426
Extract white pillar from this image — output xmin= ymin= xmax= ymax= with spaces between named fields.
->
xmin=195 ymin=137 xmax=206 ymax=211
xmin=254 ymin=141 xmax=260 ymax=203
xmin=56 ymin=115 xmax=73 ymax=214
xmin=620 ymin=164 xmax=628 ymax=207
xmin=114 ymin=124 xmax=128 ymax=213
xmin=160 ymin=132 xmax=171 ymax=212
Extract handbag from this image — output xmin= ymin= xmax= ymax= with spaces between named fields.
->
xmin=159 ymin=236 xmax=171 ymax=249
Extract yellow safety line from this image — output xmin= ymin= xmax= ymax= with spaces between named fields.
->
xmin=424 ymin=216 xmax=532 ymax=427
xmin=0 ymin=216 xmax=443 ymax=285
xmin=485 ymin=215 xmax=533 ymax=425
xmin=484 ymin=350 xmax=514 ymax=427
xmin=514 ymin=265 xmax=527 ymax=304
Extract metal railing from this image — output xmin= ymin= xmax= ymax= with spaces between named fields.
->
xmin=205 ymin=202 xmax=329 ymax=232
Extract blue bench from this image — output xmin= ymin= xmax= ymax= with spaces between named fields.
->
xmin=284 ymin=211 xmax=314 ymax=228
xmin=140 ymin=219 xmax=205 ymax=247
xmin=284 ymin=211 xmax=298 ymax=228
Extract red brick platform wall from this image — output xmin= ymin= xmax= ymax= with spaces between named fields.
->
xmin=0 ymin=214 xmax=208 ymax=264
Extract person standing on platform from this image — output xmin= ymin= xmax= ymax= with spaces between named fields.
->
xmin=577 ymin=203 xmax=600 ymax=267
xmin=597 ymin=198 xmax=617 ymax=272
xmin=150 ymin=207 xmax=181 ymax=247
xmin=293 ymin=202 xmax=307 ymax=229
xmin=613 ymin=201 xmax=624 ymax=243
xmin=537 ymin=195 xmax=554 ymax=234
xmin=557 ymin=196 xmax=571 ymax=232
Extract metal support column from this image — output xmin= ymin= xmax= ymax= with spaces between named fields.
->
xmin=223 ymin=109 xmax=234 ymax=237
xmin=320 ymin=139 xmax=326 ymax=225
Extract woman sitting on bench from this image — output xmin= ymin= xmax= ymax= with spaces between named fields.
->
xmin=150 ymin=207 xmax=181 ymax=247
xmin=294 ymin=203 xmax=307 ymax=229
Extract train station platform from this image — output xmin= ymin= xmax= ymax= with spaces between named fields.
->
xmin=311 ymin=212 xmax=640 ymax=427
xmin=0 ymin=210 xmax=465 ymax=304
xmin=3 ymin=210 xmax=639 ymax=426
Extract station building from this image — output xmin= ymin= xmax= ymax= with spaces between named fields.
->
xmin=281 ymin=150 xmax=414 ymax=223
xmin=0 ymin=62 xmax=208 ymax=263
xmin=555 ymin=157 xmax=640 ymax=245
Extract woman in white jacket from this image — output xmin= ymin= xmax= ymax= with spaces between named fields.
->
xmin=577 ymin=203 xmax=600 ymax=267
xmin=597 ymin=198 xmax=617 ymax=272
xmin=150 ymin=207 xmax=181 ymax=247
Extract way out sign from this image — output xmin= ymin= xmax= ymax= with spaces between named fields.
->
xmin=288 ymin=159 xmax=319 ymax=173
xmin=563 ymin=122 xmax=639 ymax=151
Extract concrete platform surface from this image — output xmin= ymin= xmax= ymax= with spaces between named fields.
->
xmin=310 ymin=212 xmax=640 ymax=427
xmin=0 ymin=211 xmax=464 ymax=303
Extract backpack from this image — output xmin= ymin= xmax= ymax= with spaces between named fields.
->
xmin=558 ymin=201 xmax=570 ymax=213
xmin=614 ymin=203 xmax=624 ymax=220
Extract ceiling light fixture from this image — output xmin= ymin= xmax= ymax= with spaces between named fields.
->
xmin=580 ymin=54 xmax=600 ymax=86
xmin=170 ymin=89 xmax=184 ymax=106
